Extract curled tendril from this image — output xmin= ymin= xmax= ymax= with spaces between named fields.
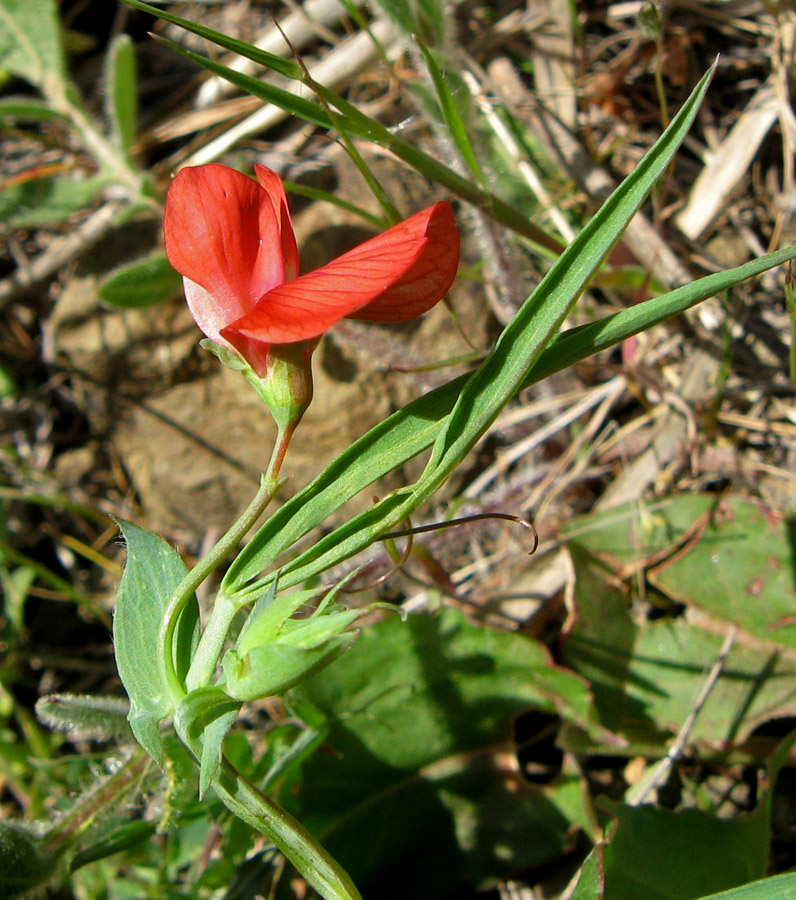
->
xmin=382 ymin=512 xmax=539 ymax=555
xmin=341 ymin=520 xmax=415 ymax=594
xmin=343 ymin=511 xmax=538 ymax=595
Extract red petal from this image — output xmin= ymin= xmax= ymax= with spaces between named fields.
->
xmin=255 ymin=164 xmax=300 ymax=282
xmin=222 ymin=202 xmax=459 ymax=345
xmin=163 ymin=164 xmax=286 ymax=337
xmin=183 ymin=278 xmax=272 ymax=376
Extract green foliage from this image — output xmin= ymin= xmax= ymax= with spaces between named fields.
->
xmin=6 ymin=1 xmax=796 ymax=898
xmin=0 ymin=821 xmax=57 ymax=900
xmin=371 ymin=0 xmax=446 ymax=45
xmin=113 ymin=521 xmax=199 ymax=765
xmin=563 ymin=496 xmax=796 ymax=746
xmin=98 ymin=253 xmax=183 ymax=308
xmin=223 ymin=63 xmax=717 ymax=595
xmin=412 ymin=37 xmax=486 ymax=185
xmin=0 ymin=0 xmax=65 ymax=90
xmin=104 ymin=33 xmax=138 ymax=163
xmin=0 ymin=175 xmax=111 ymax=227
xmin=287 ymin=609 xmax=592 ymax=898
xmin=600 ymin=801 xmax=768 ymax=900
xmin=598 ymin=729 xmax=796 ymax=900
xmin=34 ymin=694 xmax=131 ymax=740
xmin=695 ymin=873 xmax=796 ymax=900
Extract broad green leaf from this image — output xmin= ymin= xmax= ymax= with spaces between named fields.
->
xmin=98 ymin=253 xmax=182 ymax=309
xmin=694 ymin=873 xmax=796 ymax=900
xmin=104 ymin=33 xmax=138 ymax=162
xmin=223 ymin=244 xmax=796 ymax=595
xmin=114 ymin=521 xmax=199 ymax=764
xmin=285 ymin=609 xmax=593 ymax=898
xmin=598 ymin=732 xmax=796 ymax=900
xmin=226 ymin=62 xmax=717 ymax=597
xmin=0 ymin=0 xmax=65 ymax=90
xmin=600 ymin=801 xmax=767 ymax=900
xmin=560 ymin=494 xmax=718 ymax=573
xmin=0 ymin=175 xmax=109 ymax=227
xmin=648 ymin=495 xmax=796 ymax=650
xmin=562 ymin=542 xmax=796 ymax=747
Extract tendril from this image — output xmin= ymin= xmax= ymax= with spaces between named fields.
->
xmin=382 ymin=512 xmax=539 ymax=555
xmin=342 ymin=518 xmax=415 ymax=594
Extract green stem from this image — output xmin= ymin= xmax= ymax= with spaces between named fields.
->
xmin=40 ymin=747 xmax=151 ymax=857
xmin=185 ymin=590 xmax=238 ymax=692
xmin=212 ymin=755 xmax=363 ymax=900
xmin=161 ymin=426 xmax=293 ymax=703
xmin=47 ymin=80 xmax=146 ymax=201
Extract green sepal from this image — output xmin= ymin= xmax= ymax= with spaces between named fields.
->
xmin=236 ymin=582 xmax=317 ymax=654
xmin=200 ymin=338 xmax=248 ymax=372
xmin=226 ymin=574 xmax=362 ymax=701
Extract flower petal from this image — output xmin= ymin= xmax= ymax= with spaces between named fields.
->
xmin=183 ymin=277 xmax=272 ymax=376
xmin=163 ymin=164 xmax=286 ymax=336
xmin=255 ymin=164 xmax=300 ymax=282
xmin=222 ymin=202 xmax=459 ymax=345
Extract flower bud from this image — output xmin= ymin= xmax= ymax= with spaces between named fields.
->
xmin=221 ymin=576 xmax=361 ymax=701
xmin=252 ymin=338 xmax=318 ymax=436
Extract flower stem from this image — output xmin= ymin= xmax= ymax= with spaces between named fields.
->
xmin=159 ymin=424 xmax=294 ymax=704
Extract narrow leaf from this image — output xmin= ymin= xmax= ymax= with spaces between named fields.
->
xmin=226 ymin=62 xmax=717 ymax=595
xmin=121 ymin=0 xmax=302 ymax=79
xmin=414 ymin=36 xmax=486 ymax=186
xmin=104 ymin=33 xmax=138 ymax=162
xmin=123 ymin=0 xmax=561 ymax=253
xmin=224 ymin=242 xmax=796 ymax=594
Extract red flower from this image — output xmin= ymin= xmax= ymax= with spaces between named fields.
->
xmin=163 ymin=163 xmax=459 ymax=377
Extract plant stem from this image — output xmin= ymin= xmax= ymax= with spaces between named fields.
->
xmin=40 ymin=747 xmax=151 ymax=858
xmin=160 ymin=425 xmax=293 ymax=703
xmin=212 ymin=754 xmax=363 ymax=900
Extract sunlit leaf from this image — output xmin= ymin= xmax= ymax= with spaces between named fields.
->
xmin=287 ymin=609 xmax=594 ymax=898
